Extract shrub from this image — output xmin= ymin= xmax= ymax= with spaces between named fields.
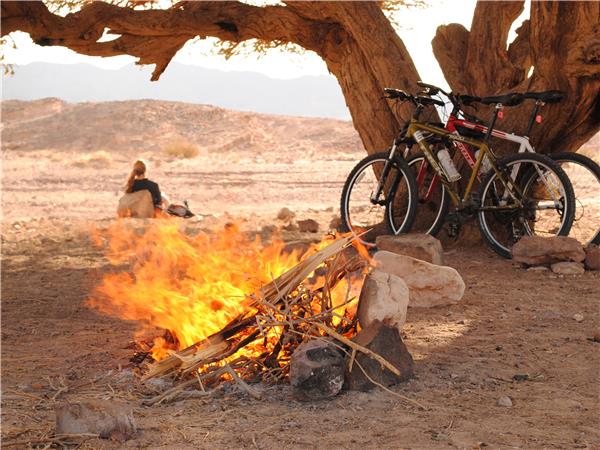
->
xmin=71 ymin=150 xmax=113 ymax=168
xmin=163 ymin=140 xmax=200 ymax=159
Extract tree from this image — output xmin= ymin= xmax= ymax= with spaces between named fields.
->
xmin=2 ymin=1 xmax=599 ymax=156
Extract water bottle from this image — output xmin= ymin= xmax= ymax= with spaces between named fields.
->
xmin=475 ymin=150 xmax=492 ymax=175
xmin=437 ymin=147 xmax=461 ymax=182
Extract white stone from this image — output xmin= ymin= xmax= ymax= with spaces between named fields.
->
xmin=573 ymin=313 xmax=584 ymax=322
xmin=372 ymin=251 xmax=465 ymax=308
xmin=55 ymin=400 xmax=136 ymax=441
xmin=551 ymin=262 xmax=585 ymax=275
xmin=357 ymin=269 xmax=409 ymax=333
xmin=497 ymin=396 xmax=513 ymax=407
xmin=527 ymin=266 xmax=549 ymax=272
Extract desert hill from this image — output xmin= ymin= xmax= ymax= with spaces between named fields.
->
xmin=1 ymin=98 xmax=361 ymax=155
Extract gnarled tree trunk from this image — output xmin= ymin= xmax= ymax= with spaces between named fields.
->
xmin=433 ymin=1 xmax=600 ymax=155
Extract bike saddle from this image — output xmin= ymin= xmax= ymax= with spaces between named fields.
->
xmin=522 ymin=90 xmax=564 ymax=103
xmin=458 ymin=94 xmax=482 ymax=106
xmin=479 ymin=92 xmax=524 ymax=107
xmin=383 ymin=88 xmax=410 ymax=100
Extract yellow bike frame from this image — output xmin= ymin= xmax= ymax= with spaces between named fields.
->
xmin=405 ymin=120 xmax=525 ymax=210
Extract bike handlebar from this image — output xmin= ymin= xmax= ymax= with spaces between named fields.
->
xmin=383 ymin=88 xmax=445 ymax=107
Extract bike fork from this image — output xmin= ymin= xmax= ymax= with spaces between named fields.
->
xmin=371 ymin=143 xmax=399 ymax=203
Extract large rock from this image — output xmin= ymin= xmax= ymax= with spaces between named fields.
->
xmin=375 ymin=234 xmax=444 ymax=265
xmin=373 ymin=251 xmax=465 ymax=308
xmin=357 ymin=269 xmax=409 ymax=333
xmin=55 ymin=400 xmax=136 ymax=442
xmin=585 ymin=244 xmax=600 ymax=271
xmin=289 ymin=339 xmax=345 ymax=401
xmin=511 ymin=236 xmax=585 ymax=265
xmin=117 ymin=190 xmax=154 ymax=218
xmin=344 ymin=321 xmax=414 ymax=392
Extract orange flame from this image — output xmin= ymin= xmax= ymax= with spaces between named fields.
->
xmin=88 ymin=220 xmax=359 ymax=360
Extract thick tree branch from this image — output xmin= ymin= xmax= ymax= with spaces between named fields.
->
xmin=1 ymin=0 xmax=326 ymax=80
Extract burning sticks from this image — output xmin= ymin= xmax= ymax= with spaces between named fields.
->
xmin=138 ymin=233 xmax=407 ymax=404
xmin=90 ymin=221 xmax=413 ymax=404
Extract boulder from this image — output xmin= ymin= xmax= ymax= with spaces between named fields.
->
xmin=297 ymin=219 xmax=319 ymax=233
xmin=584 ymin=244 xmax=600 ymax=271
xmin=372 ymin=251 xmax=465 ymax=308
xmin=276 ymin=207 xmax=295 ymax=221
xmin=289 ymin=339 xmax=345 ymax=401
xmin=375 ymin=234 xmax=444 ymax=265
xmin=550 ymin=262 xmax=585 ymax=275
xmin=511 ymin=236 xmax=585 ymax=266
xmin=357 ymin=269 xmax=409 ymax=333
xmin=55 ymin=400 xmax=136 ymax=442
xmin=344 ymin=321 xmax=414 ymax=391
xmin=117 ymin=190 xmax=154 ymax=219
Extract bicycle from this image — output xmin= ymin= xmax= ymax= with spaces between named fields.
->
xmin=341 ymin=88 xmax=576 ymax=258
xmin=404 ymin=82 xmax=600 ymax=246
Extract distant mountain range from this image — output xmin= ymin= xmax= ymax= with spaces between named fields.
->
xmin=1 ymin=62 xmax=350 ymax=120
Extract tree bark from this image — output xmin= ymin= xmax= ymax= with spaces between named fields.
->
xmin=433 ymin=0 xmax=600 ymax=155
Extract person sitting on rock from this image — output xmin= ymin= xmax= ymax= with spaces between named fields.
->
xmin=117 ymin=159 xmax=163 ymax=218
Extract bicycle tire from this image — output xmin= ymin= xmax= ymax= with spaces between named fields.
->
xmin=477 ymin=153 xmax=575 ymax=258
xmin=340 ymin=152 xmax=418 ymax=244
xmin=394 ymin=153 xmax=451 ymax=236
xmin=550 ymin=152 xmax=600 ymax=245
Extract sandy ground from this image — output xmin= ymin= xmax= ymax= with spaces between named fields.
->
xmin=1 ymin=105 xmax=599 ymax=448
xmin=1 ymin=215 xmax=599 ymax=449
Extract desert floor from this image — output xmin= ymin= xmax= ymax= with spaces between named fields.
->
xmin=1 ymin=111 xmax=600 ymax=448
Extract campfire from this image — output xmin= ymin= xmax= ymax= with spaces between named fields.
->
xmin=89 ymin=221 xmax=410 ymax=404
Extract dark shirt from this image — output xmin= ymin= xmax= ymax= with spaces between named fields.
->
xmin=132 ymin=179 xmax=162 ymax=207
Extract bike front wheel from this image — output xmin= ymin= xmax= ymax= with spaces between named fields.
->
xmin=477 ymin=153 xmax=575 ymax=258
xmin=399 ymin=153 xmax=450 ymax=236
xmin=551 ymin=152 xmax=600 ymax=245
xmin=340 ymin=152 xmax=417 ymax=244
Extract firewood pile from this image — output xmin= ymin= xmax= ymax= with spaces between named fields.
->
xmin=138 ymin=235 xmax=404 ymax=405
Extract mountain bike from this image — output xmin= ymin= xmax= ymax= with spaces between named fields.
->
xmin=405 ymin=82 xmax=600 ymax=245
xmin=378 ymin=89 xmax=575 ymax=258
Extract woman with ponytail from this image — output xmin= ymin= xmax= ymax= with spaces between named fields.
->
xmin=124 ymin=159 xmax=162 ymax=208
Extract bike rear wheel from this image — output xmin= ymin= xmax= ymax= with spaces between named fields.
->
xmin=399 ymin=153 xmax=450 ymax=236
xmin=340 ymin=152 xmax=417 ymax=244
xmin=477 ymin=153 xmax=575 ymax=258
xmin=551 ymin=152 xmax=600 ymax=245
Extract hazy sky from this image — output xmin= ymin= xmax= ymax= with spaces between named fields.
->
xmin=3 ymin=1 xmax=528 ymax=89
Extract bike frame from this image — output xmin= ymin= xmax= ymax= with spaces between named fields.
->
xmin=412 ymin=112 xmax=563 ymax=209
xmin=404 ymin=120 xmax=525 ymax=211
